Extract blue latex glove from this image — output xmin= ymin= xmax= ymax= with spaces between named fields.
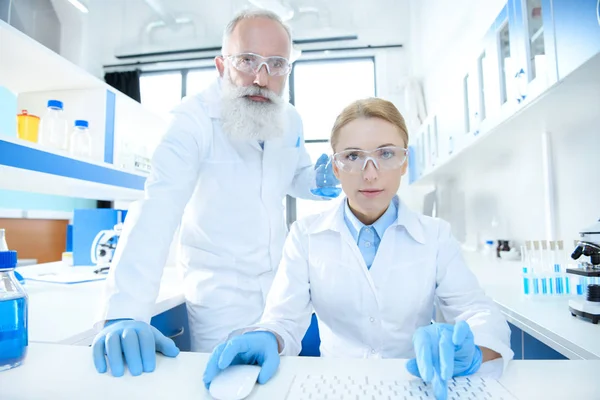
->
xmin=405 ymin=321 xmax=483 ymax=400
xmin=203 ymin=331 xmax=280 ymax=389
xmin=310 ymin=153 xmax=341 ymax=198
xmin=92 ymin=320 xmax=180 ymax=377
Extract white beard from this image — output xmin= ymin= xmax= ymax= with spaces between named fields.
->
xmin=220 ymin=69 xmax=286 ymax=141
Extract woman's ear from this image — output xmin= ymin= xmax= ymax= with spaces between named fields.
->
xmin=400 ymin=153 xmax=408 ymax=176
xmin=332 ymin=158 xmax=341 ymax=180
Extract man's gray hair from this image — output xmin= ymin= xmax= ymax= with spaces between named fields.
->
xmin=221 ymin=8 xmax=293 ymax=55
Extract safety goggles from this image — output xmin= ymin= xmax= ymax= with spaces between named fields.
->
xmin=224 ymin=52 xmax=292 ymax=76
xmin=333 ymin=146 xmax=408 ymax=174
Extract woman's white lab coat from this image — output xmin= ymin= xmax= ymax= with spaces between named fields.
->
xmin=256 ymin=196 xmax=514 ymax=370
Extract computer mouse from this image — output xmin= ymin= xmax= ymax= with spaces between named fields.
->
xmin=209 ymin=364 xmax=261 ymax=400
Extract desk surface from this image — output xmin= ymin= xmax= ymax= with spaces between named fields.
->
xmin=18 ymin=255 xmax=600 ymax=360
xmin=464 ymin=252 xmax=600 ymax=359
xmin=0 ymin=343 xmax=599 ymax=400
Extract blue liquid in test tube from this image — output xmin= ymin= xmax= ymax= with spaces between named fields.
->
xmin=522 ymin=267 xmax=530 ymax=295
xmin=542 ymin=278 xmax=548 ymax=295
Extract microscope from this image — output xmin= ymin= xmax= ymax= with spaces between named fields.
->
xmin=567 ymin=219 xmax=600 ymax=324
xmin=90 ymin=212 xmax=124 ymax=273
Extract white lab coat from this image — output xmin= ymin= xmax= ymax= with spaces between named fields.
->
xmin=255 ymin=196 xmax=514 ymax=370
xmin=97 ymin=79 xmax=319 ymax=351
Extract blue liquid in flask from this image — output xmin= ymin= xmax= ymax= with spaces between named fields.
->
xmin=0 ymin=295 xmax=28 ymax=371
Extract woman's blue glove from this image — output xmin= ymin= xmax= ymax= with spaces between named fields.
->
xmin=310 ymin=153 xmax=341 ymax=198
xmin=92 ymin=320 xmax=180 ymax=377
xmin=202 ymin=331 xmax=280 ymax=389
xmin=405 ymin=321 xmax=483 ymax=400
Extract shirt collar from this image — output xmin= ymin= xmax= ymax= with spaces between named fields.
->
xmin=344 ymin=198 xmax=397 ymax=242
xmin=309 ymin=195 xmax=426 ymax=244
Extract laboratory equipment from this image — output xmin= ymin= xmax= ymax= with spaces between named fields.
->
xmin=16 ymin=110 xmax=40 ymax=143
xmin=521 ymin=240 xmax=574 ymax=298
xmin=0 ymin=230 xmax=28 ymax=372
xmin=311 ymin=153 xmax=341 ymax=198
xmin=209 ymin=365 xmax=261 ymax=400
xmin=286 ymin=375 xmax=519 ymax=400
xmin=38 ymin=99 xmax=69 ymax=151
xmin=567 ymin=218 xmax=600 ymax=324
xmin=90 ymin=214 xmax=123 ymax=270
xmin=69 ymin=119 xmax=92 ymax=158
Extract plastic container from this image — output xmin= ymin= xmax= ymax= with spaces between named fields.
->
xmin=38 ymin=100 xmax=69 ymax=151
xmin=16 ymin=110 xmax=40 ymax=143
xmin=0 ymin=230 xmax=28 ymax=372
xmin=69 ymin=120 xmax=92 ymax=158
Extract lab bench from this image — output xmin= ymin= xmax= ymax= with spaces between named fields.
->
xmin=17 ymin=262 xmax=187 ymax=348
xmin=464 ymin=252 xmax=600 ymax=360
xmin=19 ymin=253 xmax=599 ymax=362
xmin=1 ymin=343 xmax=599 ymax=399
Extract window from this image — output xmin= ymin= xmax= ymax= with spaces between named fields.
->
xmin=140 ymin=72 xmax=182 ymax=119
xmin=186 ymin=68 xmax=218 ymax=96
xmin=140 ymin=67 xmax=215 ymax=117
xmin=291 ymin=58 xmax=376 ymax=221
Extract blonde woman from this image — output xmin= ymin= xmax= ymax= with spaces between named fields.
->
xmin=203 ymin=98 xmax=513 ymax=399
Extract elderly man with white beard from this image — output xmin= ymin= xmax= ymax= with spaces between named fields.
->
xmin=91 ymin=9 xmax=339 ymax=377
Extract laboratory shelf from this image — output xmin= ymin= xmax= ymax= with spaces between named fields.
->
xmin=0 ymin=136 xmax=146 ymax=201
xmin=0 ymin=19 xmax=167 ymax=201
xmin=412 ymin=51 xmax=600 ymax=187
xmin=0 ymin=20 xmax=106 ymax=94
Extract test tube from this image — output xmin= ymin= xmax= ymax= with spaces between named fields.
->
xmin=558 ymin=240 xmax=570 ymax=295
xmin=521 ymin=245 xmax=530 ymax=295
xmin=550 ymin=241 xmax=562 ymax=295
xmin=527 ymin=241 xmax=539 ymax=295
xmin=534 ymin=241 xmax=548 ymax=295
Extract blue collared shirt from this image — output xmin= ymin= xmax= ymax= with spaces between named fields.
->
xmin=343 ymin=199 xmax=398 ymax=269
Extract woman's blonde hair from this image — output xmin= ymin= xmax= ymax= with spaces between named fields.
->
xmin=330 ymin=98 xmax=409 ymax=151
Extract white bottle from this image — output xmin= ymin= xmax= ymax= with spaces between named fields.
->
xmin=38 ymin=100 xmax=69 ymax=151
xmin=69 ymin=120 xmax=92 ymax=158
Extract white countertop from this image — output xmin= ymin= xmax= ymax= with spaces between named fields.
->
xmin=16 ymin=254 xmax=600 ymax=360
xmin=1 ymin=343 xmax=599 ymax=399
xmin=17 ymin=262 xmax=184 ymax=345
xmin=464 ymin=252 xmax=600 ymax=359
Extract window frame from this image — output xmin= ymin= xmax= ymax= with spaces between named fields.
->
xmin=286 ymin=56 xmax=377 ymax=226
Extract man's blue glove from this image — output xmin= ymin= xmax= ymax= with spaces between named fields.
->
xmin=203 ymin=331 xmax=280 ymax=389
xmin=92 ymin=320 xmax=180 ymax=377
xmin=310 ymin=153 xmax=341 ymax=198
xmin=405 ymin=321 xmax=483 ymax=400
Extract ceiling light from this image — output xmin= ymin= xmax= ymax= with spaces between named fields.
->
xmin=66 ymin=0 xmax=89 ymax=13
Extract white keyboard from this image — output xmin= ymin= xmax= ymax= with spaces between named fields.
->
xmin=285 ymin=374 xmax=518 ymax=400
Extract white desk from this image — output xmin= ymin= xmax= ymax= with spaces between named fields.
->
xmin=17 ymin=262 xmax=184 ymax=345
xmin=0 ymin=343 xmax=598 ymax=399
xmin=17 ymin=255 xmax=600 ymax=360
xmin=464 ymin=252 xmax=600 ymax=359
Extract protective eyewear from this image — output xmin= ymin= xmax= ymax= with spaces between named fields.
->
xmin=225 ymin=52 xmax=292 ymax=76
xmin=333 ymin=146 xmax=408 ymax=174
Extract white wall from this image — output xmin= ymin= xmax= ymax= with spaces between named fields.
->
xmin=405 ymin=0 xmax=600 ymax=249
